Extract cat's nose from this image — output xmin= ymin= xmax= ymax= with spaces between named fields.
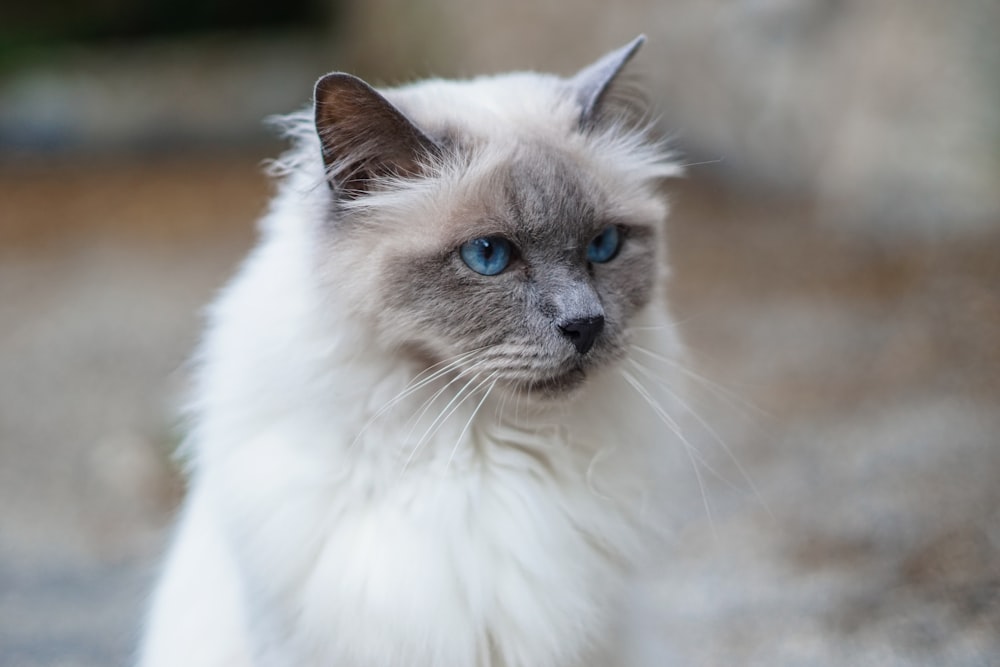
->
xmin=558 ymin=315 xmax=604 ymax=355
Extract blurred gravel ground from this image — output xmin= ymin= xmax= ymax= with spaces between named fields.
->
xmin=0 ymin=158 xmax=997 ymax=665
xmin=0 ymin=157 xmax=260 ymax=666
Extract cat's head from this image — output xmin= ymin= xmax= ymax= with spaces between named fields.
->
xmin=306 ymin=36 xmax=678 ymax=397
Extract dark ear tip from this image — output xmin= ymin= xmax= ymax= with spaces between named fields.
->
xmin=314 ymin=72 xmax=369 ymax=103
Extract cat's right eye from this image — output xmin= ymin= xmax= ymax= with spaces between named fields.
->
xmin=460 ymin=236 xmax=512 ymax=276
xmin=586 ymin=225 xmax=622 ymax=264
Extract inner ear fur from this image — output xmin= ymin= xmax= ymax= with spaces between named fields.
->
xmin=314 ymin=73 xmax=439 ymax=196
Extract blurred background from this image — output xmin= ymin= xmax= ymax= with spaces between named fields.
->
xmin=1 ymin=1 xmax=998 ymax=664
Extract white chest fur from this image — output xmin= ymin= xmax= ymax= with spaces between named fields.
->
xmin=200 ymin=372 xmax=664 ymax=667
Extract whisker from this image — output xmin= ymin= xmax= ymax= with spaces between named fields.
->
xmin=677 ymin=156 xmax=724 ymax=169
xmin=629 ymin=344 xmax=769 ymax=419
xmin=411 ymin=346 xmax=491 ymax=384
xmin=621 ymin=367 xmax=736 ymax=490
xmin=585 ymin=445 xmax=617 ymax=503
xmin=350 ymin=348 xmax=485 ymax=450
xmin=421 ymin=371 xmax=497 ymax=450
xmin=399 ymin=373 xmax=479 ymax=477
xmin=403 ymin=357 xmax=491 ymax=441
xmin=513 ymin=379 xmax=523 ymax=426
xmin=494 ymin=381 xmax=513 ymax=427
xmin=626 ymin=311 xmax=708 ymax=333
xmin=445 ymin=372 xmax=499 ymax=471
xmin=619 ymin=368 xmax=717 ymax=539
xmin=628 ymin=358 xmax=772 ymax=518
xmin=400 ymin=370 xmax=484 ymax=475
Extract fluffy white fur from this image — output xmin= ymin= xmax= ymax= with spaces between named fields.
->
xmin=140 ymin=63 xmax=684 ymax=667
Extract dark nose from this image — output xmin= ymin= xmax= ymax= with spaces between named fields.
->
xmin=558 ymin=316 xmax=605 ymax=355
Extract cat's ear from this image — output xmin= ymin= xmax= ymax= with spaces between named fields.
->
xmin=314 ymin=73 xmax=439 ymax=196
xmin=570 ymin=35 xmax=646 ymax=128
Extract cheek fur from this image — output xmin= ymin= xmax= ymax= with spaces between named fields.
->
xmin=340 ymin=232 xmax=656 ymax=372
xmin=377 ymin=251 xmax=531 ymax=353
xmin=594 ymin=238 xmax=656 ymax=322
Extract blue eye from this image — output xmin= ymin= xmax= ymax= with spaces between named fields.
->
xmin=460 ymin=236 xmax=512 ymax=275
xmin=586 ymin=225 xmax=621 ymax=264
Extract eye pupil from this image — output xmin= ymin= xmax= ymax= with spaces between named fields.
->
xmin=460 ymin=236 xmax=512 ymax=275
xmin=587 ymin=225 xmax=621 ymax=264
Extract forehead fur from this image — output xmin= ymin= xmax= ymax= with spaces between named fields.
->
xmin=384 ymin=70 xmax=679 ymax=193
xmin=330 ymin=77 xmax=675 ymax=243
xmin=334 ymin=143 xmax=667 ymax=267
xmin=268 ymin=70 xmax=678 ymax=254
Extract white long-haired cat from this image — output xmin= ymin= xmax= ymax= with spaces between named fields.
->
xmin=139 ymin=36 xmax=686 ymax=667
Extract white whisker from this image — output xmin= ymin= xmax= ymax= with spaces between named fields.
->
xmin=620 ymin=368 xmax=717 ymax=539
xmin=620 ymin=367 xmax=734 ymax=488
xmin=403 ymin=357 xmax=491 ymax=441
xmin=630 ymin=344 xmax=769 ymax=419
xmin=626 ymin=311 xmax=708 ymax=333
xmin=421 ymin=371 xmax=497 ymax=449
xmin=628 ymin=358 xmax=772 ymax=518
xmin=585 ymin=445 xmax=617 ymax=502
xmin=677 ymin=156 xmax=723 ymax=169
xmin=513 ymin=380 xmax=524 ymax=426
xmin=445 ymin=372 xmax=499 ymax=471
xmin=400 ymin=367 xmax=493 ymax=475
xmin=350 ymin=348 xmax=485 ymax=450
xmin=494 ymin=382 xmax=513 ymax=427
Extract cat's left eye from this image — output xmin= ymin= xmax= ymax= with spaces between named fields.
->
xmin=586 ymin=225 xmax=622 ymax=264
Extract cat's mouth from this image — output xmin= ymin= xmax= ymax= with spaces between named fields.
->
xmin=521 ymin=365 xmax=588 ymax=397
xmin=514 ymin=338 xmax=624 ymax=398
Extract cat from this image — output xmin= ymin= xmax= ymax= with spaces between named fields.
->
xmin=138 ymin=35 xmax=686 ymax=667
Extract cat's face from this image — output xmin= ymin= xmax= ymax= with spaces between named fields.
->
xmin=323 ymin=142 xmax=666 ymax=398
xmin=309 ymin=37 xmax=674 ymax=397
